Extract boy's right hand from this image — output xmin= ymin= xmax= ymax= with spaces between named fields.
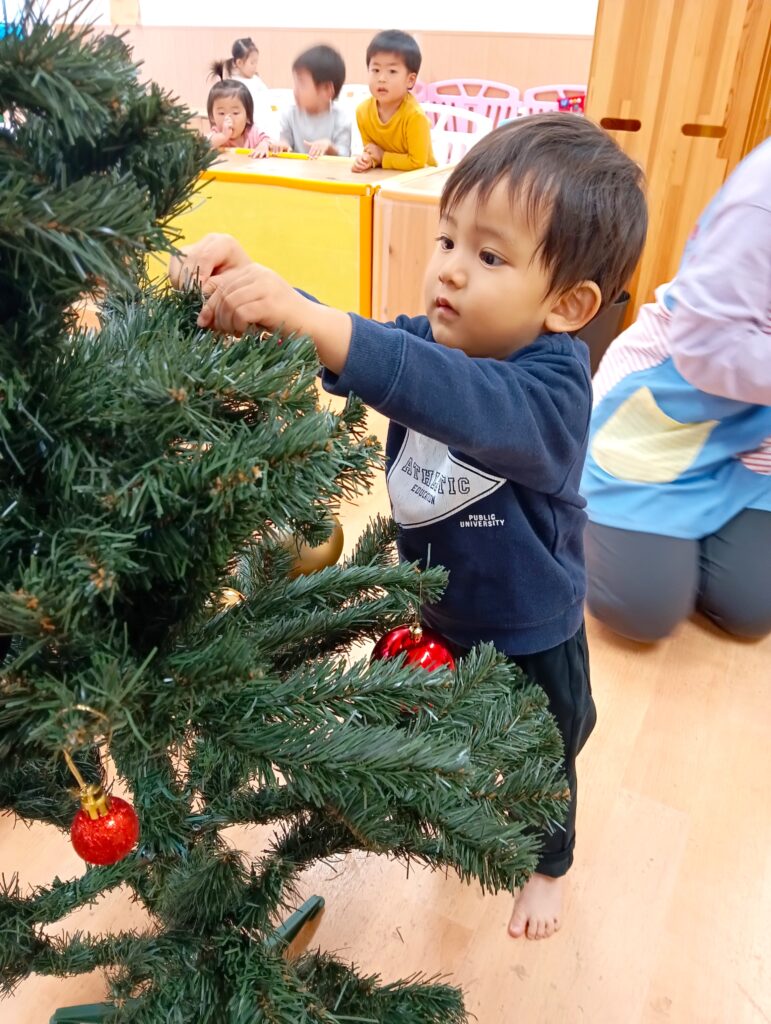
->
xmin=169 ymin=234 xmax=353 ymax=374
xmin=352 ymin=152 xmax=375 ymax=173
xmin=169 ymin=234 xmax=252 ymax=292
xmin=305 ymin=138 xmax=331 ymax=159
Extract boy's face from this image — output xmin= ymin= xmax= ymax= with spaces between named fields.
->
xmin=367 ymin=52 xmax=416 ymax=106
xmin=211 ymin=97 xmax=248 ymax=140
xmin=424 ymin=181 xmax=558 ymax=359
xmin=293 ymin=69 xmax=333 ymax=115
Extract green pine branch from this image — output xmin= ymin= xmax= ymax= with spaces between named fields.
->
xmin=295 ymin=952 xmax=467 ymax=1024
xmin=0 ymin=11 xmax=570 ymax=1020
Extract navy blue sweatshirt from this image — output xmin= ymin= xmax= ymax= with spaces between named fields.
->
xmin=321 ymin=313 xmax=592 ymax=655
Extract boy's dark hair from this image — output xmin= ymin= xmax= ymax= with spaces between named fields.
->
xmin=441 ymin=114 xmax=647 ymax=311
xmin=366 ymin=30 xmax=422 ymax=75
xmin=206 ymin=79 xmax=254 ymax=128
xmin=293 ymin=45 xmax=346 ymax=100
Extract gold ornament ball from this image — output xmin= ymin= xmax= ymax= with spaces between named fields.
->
xmin=281 ymin=516 xmax=344 ymax=578
xmin=218 ymin=587 xmax=245 ymax=609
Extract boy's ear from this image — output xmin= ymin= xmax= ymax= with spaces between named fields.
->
xmin=321 ymin=81 xmax=335 ymax=103
xmin=407 ymin=71 xmax=418 ymax=90
xmin=544 ymin=281 xmax=602 ymax=334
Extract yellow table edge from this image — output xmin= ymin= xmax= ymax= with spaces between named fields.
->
xmin=202 ymin=167 xmax=378 ymax=198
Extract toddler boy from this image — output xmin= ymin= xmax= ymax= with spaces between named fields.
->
xmin=353 ymin=29 xmax=435 ymax=172
xmin=172 ymin=114 xmax=647 ymax=940
xmin=280 ymin=45 xmax=351 ymax=158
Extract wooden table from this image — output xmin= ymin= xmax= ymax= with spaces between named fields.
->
xmin=166 ymin=154 xmax=402 ymax=315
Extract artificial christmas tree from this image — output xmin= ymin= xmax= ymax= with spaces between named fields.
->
xmin=0 ymin=8 xmax=567 ymax=1022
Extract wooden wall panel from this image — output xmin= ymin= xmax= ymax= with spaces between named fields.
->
xmin=722 ymin=0 xmax=771 ymax=170
xmin=116 ymin=25 xmax=593 ymax=113
xmin=586 ymin=0 xmax=771 ymax=319
xmin=110 ymin=0 xmax=139 ymax=23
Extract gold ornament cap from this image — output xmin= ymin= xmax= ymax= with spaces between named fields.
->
xmin=79 ymin=783 xmax=112 ymax=820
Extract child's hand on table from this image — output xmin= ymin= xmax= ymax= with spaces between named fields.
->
xmin=363 ymin=143 xmax=384 ymax=166
xmin=352 ymin=151 xmax=375 ymax=173
xmin=251 ymin=139 xmax=290 ymax=159
xmin=251 ymin=138 xmax=271 ymax=159
xmin=305 ymin=138 xmax=331 ymax=159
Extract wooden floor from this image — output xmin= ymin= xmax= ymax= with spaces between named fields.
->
xmin=3 ymin=405 xmax=770 ymax=1024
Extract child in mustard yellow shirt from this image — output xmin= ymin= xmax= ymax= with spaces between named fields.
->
xmin=353 ymin=30 xmax=436 ymax=173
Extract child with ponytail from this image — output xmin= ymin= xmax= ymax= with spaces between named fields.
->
xmin=210 ymin=37 xmax=267 ymax=110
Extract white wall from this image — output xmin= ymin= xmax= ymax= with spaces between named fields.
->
xmin=137 ymin=0 xmax=598 ymax=34
xmin=3 ymin=1 xmax=110 ymax=24
xmin=4 ymin=1 xmax=599 ymax=34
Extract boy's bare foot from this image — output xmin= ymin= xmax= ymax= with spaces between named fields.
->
xmin=508 ymin=872 xmax=564 ymax=940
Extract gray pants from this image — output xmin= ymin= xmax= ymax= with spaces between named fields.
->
xmin=585 ymin=508 xmax=771 ymax=642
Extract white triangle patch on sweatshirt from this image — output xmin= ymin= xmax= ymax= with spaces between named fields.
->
xmin=387 ymin=430 xmax=506 ymax=529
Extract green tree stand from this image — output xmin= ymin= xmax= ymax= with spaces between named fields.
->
xmin=49 ymin=897 xmax=325 ymax=1023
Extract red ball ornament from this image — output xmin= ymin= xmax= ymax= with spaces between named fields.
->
xmin=371 ymin=623 xmax=455 ymax=672
xmin=70 ymin=784 xmax=140 ymax=865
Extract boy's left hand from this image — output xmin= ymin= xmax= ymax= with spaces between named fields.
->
xmin=352 ymin=152 xmax=374 ymax=173
xmin=197 ymin=263 xmax=306 ymax=337
xmin=363 ymin=143 xmax=384 ymax=166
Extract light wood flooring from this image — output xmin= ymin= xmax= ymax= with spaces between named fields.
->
xmin=3 ymin=406 xmax=770 ymax=1024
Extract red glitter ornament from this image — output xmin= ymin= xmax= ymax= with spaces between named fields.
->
xmin=371 ymin=623 xmax=455 ymax=672
xmin=70 ymin=784 xmax=139 ymax=865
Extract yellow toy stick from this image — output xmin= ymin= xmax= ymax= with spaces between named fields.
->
xmin=233 ymin=149 xmax=309 ymax=159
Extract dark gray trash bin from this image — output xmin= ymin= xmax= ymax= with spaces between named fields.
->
xmin=579 ymin=290 xmax=630 ymax=375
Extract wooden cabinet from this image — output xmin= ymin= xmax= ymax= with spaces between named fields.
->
xmin=586 ymin=0 xmax=770 ymax=319
xmin=372 ymin=167 xmax=454 ymax=321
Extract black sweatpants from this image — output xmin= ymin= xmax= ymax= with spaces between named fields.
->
xmin=445 ymin=622 xmax=596 ymax=878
